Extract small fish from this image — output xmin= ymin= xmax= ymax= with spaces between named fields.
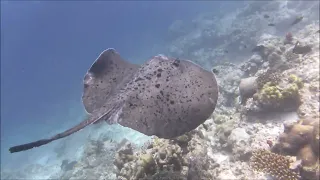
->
xmin=61 ymin=160 xmax=78 ymax=171
xmin=224 ymin=50 xmax=229 ymax=53
xmin=268 ymin=23 xmax=275 ymax=27
xmin=289 ymin=159 xmax=302 ymax=170
xmin=252 ymin=45 xmax=265 ymax=53
xmin=266 ymin=140 xmax=273 ymax=148
xmin=292 ymin=41 xmax=312 ymax=55
xmin=243 ymin=45 xmax=247 ymax=49
xmin=212 ymin=68 xmax=219 ymax=75
xmin=290 ymin=15 xmax=303 ymax=26
xmin=263 ymin=14 xmax=270 ymax=18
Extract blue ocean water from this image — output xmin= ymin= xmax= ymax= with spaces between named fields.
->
xmin=0 ymin=1 xmax=245 ymax=177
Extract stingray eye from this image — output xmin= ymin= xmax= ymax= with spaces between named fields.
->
xmin=172 ymin=58 xmax=180 ymax=67
xmin=84 ymin=83 xmax=89 ymax=89
xmin=155 ymin=54 xmax=169 ymax=60
xmin=84 ymin=73 xmax=94 ymax=85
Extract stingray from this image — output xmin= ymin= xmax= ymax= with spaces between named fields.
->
xmin=9 ymin=48 xmax=219 ymax=153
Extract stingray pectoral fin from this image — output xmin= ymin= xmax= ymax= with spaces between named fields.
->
xmin=9 ymin=108 xmax=111 ymax=153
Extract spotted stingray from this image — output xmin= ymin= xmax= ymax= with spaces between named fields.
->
xmin=9 ymin=48 xmax=219 ymax=153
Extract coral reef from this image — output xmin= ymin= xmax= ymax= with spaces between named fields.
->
xmin=284 ymin=32 xmax=294 ymax=45
xmin=58 ymin=138 xmax=118 ymax=180
xmin=114 ymin=127 xmax=216 ymax=180
xmin=244 ymin=73 xmax=304 ymax=113
xmin=256 ymin=70 xmax=282 ymax=89
xmin=271 ymin=118 xmax=320 ymax=180
xmin=250 ymin=149 xmax=300 ymax=180
xmin=239 ymin=77 xmax=258 ymax=105
xmin=113 ymin=4 xmax=320 ymax=180
xmin=3 ymin=1 xmax=319 ymax=180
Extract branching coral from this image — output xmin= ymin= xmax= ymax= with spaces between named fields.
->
xmin=250 ymin=149 xmax=300 ymax=180
xmin=256 ymin=70 xmax=282 ymax=89
xmin=114 ymin=138 xmax=189 ymax=180
xmin=114 ymin=142 xmax=135 ymax=170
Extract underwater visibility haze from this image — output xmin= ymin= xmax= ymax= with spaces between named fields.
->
xmin=1 ymin=1 xmax=319 ymax=180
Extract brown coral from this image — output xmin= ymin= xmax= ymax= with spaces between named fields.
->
xmin=256 ymin=70 xmax=282 ymax=89
xmin=272 ymin=118 xmax=320 ymax=180
xmin=250 ymin=149 xmax=300 ymax=180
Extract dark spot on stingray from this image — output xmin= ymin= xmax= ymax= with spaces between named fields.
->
xmin=291 ymin=15 xmax=303 ymax=26
xmin=268 ymin=23 xmax=275 ymax=27
xmin=89 ymin=58 xmax=107 ymax=76
xmin=135 ymin=77 xmax=144 ymax=82
xmin=252 ymin=45 xmax=265 ymax=53
xmin=263 ymin=14 xmax=270 ymax=18
xmin=8 ymin=49 xmax=219 ymax=154
xmin=157 ymin=73 xmax=161 ymax=77
xmin=157 ymin=68 xmax=163 ymax=72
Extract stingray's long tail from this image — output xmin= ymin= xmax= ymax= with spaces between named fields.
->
xmin=9 ymin=111 xmax=108 ymax=153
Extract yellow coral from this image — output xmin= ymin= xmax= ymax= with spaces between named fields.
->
xmin=257 ymin=73 xmax=304 ymax=110
xmin=282 ymin=84 xmax=299 ymax=98
xmin=288 ymin=74 xmax=304 ymax=88
xmin=152 ymin=137 xmax=162 ymax=147
xmin=250 ymin=149 xmax=300 ymax=180
xmin=139 ymin=153 xmax=155 ymax=168
xmin=260 ymin=83 xmax=283 ymax=102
